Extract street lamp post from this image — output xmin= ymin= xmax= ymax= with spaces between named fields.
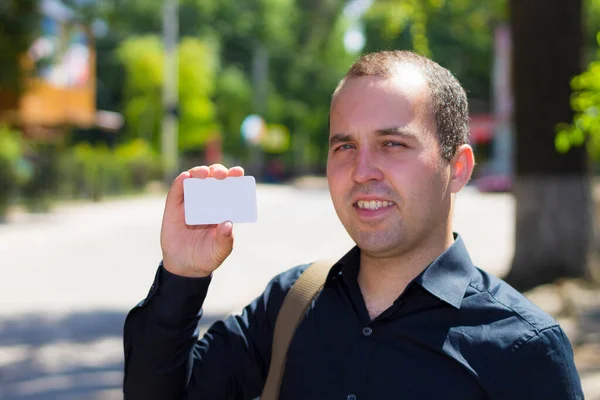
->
xmin=162 ymin=0 xmax=179 ymax=182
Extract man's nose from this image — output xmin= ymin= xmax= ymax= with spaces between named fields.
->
xmin=352 ymin=150 xmax=384 ymax=183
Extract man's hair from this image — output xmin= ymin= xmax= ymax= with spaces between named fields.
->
xmin=334 ymin=50 xmax=469 ymax=161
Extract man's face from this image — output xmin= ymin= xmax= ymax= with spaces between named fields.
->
xmin=327 ymin=70 xmax=454 ymax=258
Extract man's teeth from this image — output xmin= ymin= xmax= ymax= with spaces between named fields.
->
xmin=356 ymin=200 xmax=395 ymax=210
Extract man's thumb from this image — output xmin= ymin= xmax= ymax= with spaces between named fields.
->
xmin=213 ymin=221 xmax=234 ymax=262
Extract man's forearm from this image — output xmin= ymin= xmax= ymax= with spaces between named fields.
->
xmin=123 ymin=265 xmax=211 ymax=399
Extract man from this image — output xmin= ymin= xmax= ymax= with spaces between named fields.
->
xmin=123 ymin=51 xmax=583 ymax=399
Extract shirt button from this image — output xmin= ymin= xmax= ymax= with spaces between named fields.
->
xmin=362 ymin=327 xmax=372 ymax=336
xmin=347 ymin=394 xmax=357 ymax=400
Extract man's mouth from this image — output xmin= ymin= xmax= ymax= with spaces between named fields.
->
xmin=354 ymin=200 xmax=396 ymax=211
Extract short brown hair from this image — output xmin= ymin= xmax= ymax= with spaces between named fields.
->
xmin=334 ymin=50 xmax=469 ymax=161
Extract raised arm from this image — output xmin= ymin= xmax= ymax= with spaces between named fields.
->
xmin=123 ymin=164 xmax=278 ymax=399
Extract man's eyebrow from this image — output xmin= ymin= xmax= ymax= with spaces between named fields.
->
xmin=375 ymin=127 xmax=419 ymax=140
xmin=329 ymin=127 xmax=419 ymax=147
xmin=329 ymin=133 xmax=353 ymax=146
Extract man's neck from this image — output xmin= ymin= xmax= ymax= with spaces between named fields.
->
xmin=357 ymin=230 xmax=454 ymax=320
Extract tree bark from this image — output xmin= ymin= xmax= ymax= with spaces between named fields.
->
xmin=506 ymin=0 xmax=591 ymax=292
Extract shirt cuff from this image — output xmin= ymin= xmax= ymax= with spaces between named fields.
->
xmin=145 ymin=262 xmax=213 ymax=328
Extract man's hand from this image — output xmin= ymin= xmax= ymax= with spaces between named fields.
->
xmin=160 ymin=164 xmax=245 ymax=278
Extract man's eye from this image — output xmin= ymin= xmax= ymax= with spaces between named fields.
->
xmin=335 ymin=144 xmax=355 ymax=151
xmin=384 ymin=141 xmax=405 ymax=147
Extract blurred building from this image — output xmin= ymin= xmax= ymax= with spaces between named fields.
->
xmin=0 ymin=0 xmax=102 ymax=139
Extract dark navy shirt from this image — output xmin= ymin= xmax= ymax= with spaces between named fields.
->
xmin=123 ymin=235 xmax=583 ymax=399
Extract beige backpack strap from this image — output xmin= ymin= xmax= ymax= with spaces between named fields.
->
xmin=260 ymin=259 xmax=336 ymax=400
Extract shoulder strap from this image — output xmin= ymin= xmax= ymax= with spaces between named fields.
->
xmin=260 ymin=259 xmax=336 ymax=400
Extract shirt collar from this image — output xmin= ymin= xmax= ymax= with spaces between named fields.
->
xmin=413 ymin=234 xmax=474 ymax=308
xmin=333 ymin=233 xmax=474 ymax=309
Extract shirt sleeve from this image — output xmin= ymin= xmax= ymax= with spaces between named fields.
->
xmin=123 ymin=262 xmax=306 ymax=400
xmin=494 ymin=325 xmax=584 ymax=400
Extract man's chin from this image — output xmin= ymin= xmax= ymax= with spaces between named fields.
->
xmin=352 ymin=233 xmax=402 ymax=257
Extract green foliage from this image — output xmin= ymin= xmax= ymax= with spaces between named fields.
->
xmin=269 ymin=1 xmax=355 ymax=168
xmin=0 ymin=0 xmax=40 ymax=94
xmin=40 ymin=0 xmax=600 ymax=180
xmin=178 ymin=37 xmax=220 ymax=150
xmin=115 ymin=139 xmax=161 ymax=189
xmin=68 ymin=143 xmax=118 ymax=201
xmin=116 ymin=35 xmax=219 ymax=153
xmin=0 ymin=126 xmax=26 ymax=219
xmin=7 ymin=137 xmax=158 ymax=211
xmin=20 ymin=142 xmax=60 ymax=213
xmin=176 ymin=0 xmax=354 ymax=170
xmin=556 ymin=32 xmax=600 ymax=159
xmin=585 ymin=0 xmax=600 ymax=56
xmin=0 ymin=125 xmax=23 ymax=164
xmin=117 ymin=35 xmax=163 ymax=149
xmin=363 ymin=0 xmax=507 ymax=107
xmin=367 ymin=0 xmax=434 ymax=56
xmin=58 ymin=139 xmax=161 ymax=201
xmin=215 ymin=66 xmax=253 ymax=157
xmin=188 ymin=0 xmax=298 ymax=49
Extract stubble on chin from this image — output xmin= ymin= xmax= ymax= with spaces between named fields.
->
xmin=350 ymin=223 xmax=404 ymax=257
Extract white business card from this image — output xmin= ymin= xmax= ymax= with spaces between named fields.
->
xmin=183 ymin=176 xmax=258 ymax=225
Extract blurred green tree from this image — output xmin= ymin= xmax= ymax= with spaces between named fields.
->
xmin=178 ymin=37 xmax=220 ymax=150
xmin=272 ymin=0 xmax=356 ymax=172
xmin=0 ymin=125 xmax=28 ymax=220
xmin=556 ymin=33 xmax=600 ymax=161
xmin=0 ymin=0 xmax=40 ymax=104
xmin=0 ymin=0 xmax=353 ymax=182
xmin=585 ymin=0 xmax=600 ymax=56
xmin=554 ymin=0 xmax=600 ymax=158
xmin=363 ymin=0 xmax=507 ymax=112
xmin=554 ymin=30 xmax=600 ymax=284
xmin=214 ymin=66 xmax=253 ymax=159
xmin=116 ymin=35 xmax=219 ymax=153
xmin=40 ymin=0 xmax=600 ymax=177
xmin=183 ymin=0 xmax=354 ymax=172
xmin=505 ymin=0 xmax=591 ymax=291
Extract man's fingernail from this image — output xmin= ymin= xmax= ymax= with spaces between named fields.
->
xmin=224 ymin=222 xmax=233 ymax=236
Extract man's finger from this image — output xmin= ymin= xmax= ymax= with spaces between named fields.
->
xmin=189 ymin=166 xmax=210 ymax=179
xmin=228 ymin=166 xmax=245 ymax=177
xmin=209 ymin=164 xmax=228 ymax=180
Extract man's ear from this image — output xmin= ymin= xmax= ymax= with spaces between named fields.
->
xmin=449 ymin=144 xmax=475 ymax=194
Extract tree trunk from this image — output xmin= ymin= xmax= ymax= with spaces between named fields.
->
xmin=505 ymin=0 xmax=591 ymax=292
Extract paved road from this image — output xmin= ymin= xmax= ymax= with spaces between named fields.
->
xmin=0 ymin=184 xmax=515 ymax=399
